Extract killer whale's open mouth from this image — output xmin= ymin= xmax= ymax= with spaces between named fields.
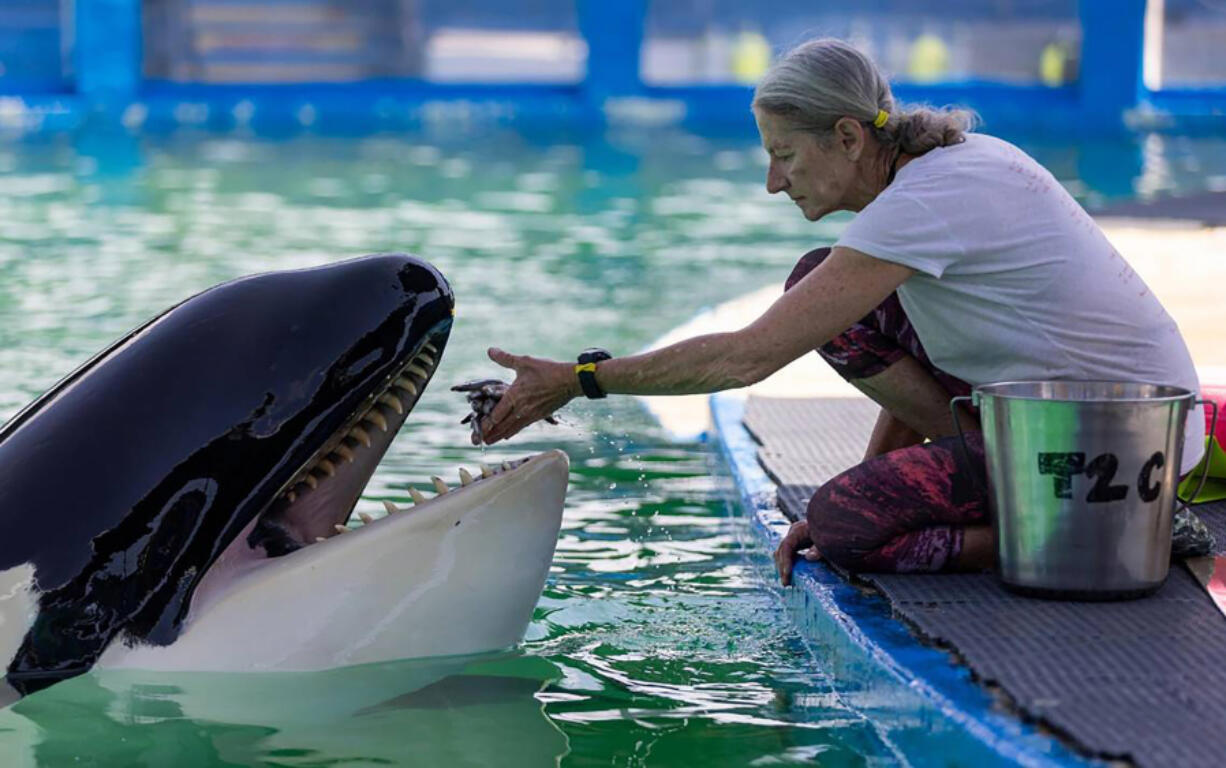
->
xmin=247 ymin=325 xmax=451 ymax=557
xmin=245 ymin=324 xmax=537 ymax=559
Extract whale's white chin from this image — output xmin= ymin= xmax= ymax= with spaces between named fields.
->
xmin=97 ymin=449 xmax=569 ymax=673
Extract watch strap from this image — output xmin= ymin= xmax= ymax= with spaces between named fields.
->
xmin=575 ymin=348 xmax=611 ymax=399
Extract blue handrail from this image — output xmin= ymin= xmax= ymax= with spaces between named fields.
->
xmin=0 ymin=0 xmax=1218 ymax=133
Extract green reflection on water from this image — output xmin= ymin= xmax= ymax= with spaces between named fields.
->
xmin=2 ymin=653 xmax=568 ymax=767
xmin=0 ymin=127 xmax=881 ymax=767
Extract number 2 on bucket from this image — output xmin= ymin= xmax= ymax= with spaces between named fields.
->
xmin=1038 ymin=451 xmax=1166 ymax=503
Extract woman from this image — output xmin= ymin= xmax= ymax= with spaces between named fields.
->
xmin=475 ymin=38 xmax=1203 ymax=585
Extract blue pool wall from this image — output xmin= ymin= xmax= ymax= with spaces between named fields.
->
xmin=0 ymin=0 xmax=1223 ymax=136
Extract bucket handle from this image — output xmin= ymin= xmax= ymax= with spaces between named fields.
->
xmin=1177 ymin=398 xmax=1219 ymax=514
xmin=949 ymin=394 xmax=984 ymax=493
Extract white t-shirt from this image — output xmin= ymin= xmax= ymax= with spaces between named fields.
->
xmin=835 ymin=133 xmax=1204 ymax=472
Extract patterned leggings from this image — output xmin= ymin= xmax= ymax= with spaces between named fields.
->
xmin=786 ymin=247 xmax=990 ymax=573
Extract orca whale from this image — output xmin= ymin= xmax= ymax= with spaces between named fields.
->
xmin=0 ymin=254 xmax=568 ymax=699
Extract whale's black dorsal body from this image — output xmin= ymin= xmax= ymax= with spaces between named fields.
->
xmin=0 ymin=254 xmax=454 ymax=694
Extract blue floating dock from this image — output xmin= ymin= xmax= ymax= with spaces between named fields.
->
xmin=710 ymin=394 xmax=1086 ymax=766
xmin=711 ymin=392 xmax=1226 ymax=767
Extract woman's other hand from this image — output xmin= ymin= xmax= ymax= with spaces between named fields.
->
xmin=479 ymin=348 xmax=579 ymax=444
xmin=774 ymin=520 xmax=820 ymax=586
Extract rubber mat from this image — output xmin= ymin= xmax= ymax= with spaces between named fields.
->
xmin=744 ymin=395 xmax=1226 ymax=766
xmin=1091 ymin=190 xmax=1226 ymax=226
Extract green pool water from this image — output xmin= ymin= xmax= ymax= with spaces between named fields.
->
xmin=0 ymin=126 xmax=1221 ymax=767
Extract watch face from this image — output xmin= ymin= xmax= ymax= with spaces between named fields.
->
xmin=579 ymin=348 xmax=611 ymax=364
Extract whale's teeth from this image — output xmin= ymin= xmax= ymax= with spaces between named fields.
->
xmin=417 ymin=352 xmax=435 ymax=367
xmin=315 ymin=459 xmax=336 ymax=477
xmin=423 ymin=342 xmax=439 ymax=356
xmin=383 ymin=500 xmax=400 ymax=515
xmin=334 ymin=444 xmax=355 ymax=463
xmin=315 ymin=537 xmax=327 ymax=543
xmin=358 ymin=512 xmax=374 ymax=525
xmin=378 ymin=393 xmax=404 ymax=414
xmin=431 ymin=476 xmax=449 ymax=495
xmin=501 ymin=461 xmax=512 ymax=471
xmin=459 ymin=467 xmax=474 ymax=486
xmin=334 ymin=524 xmax=349 ymax=534
xmin=349 ymin=426 xmax=371 ymax=447
xmin=366 ymin=410 xmax=388 ymax=432
xmin=286 ymin=491 xmax=297 ymax=503
xmin=409 ymin=487 xmax=427 ymax=505
xmin=480 ymin=463 xmax=494 ymax=478
xmin=395 ymin=376 xmax=419 ymax=396
xmin=302 ymin=474 xmax=318 ymax=490
xmin=407 ymin=363 xmax=429 ymax=379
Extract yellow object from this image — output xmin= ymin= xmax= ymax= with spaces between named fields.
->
xmin=731 ymin=30 xmax=771 ymax=84
xmin=873 ymin=109 xmax=889 ymax=128
xmin=1039 ymin=41 xmax=1068 ymax=87
xmin=1179 ymin=436 xmax=1226 ymax=503
xmin=907 ymin=33 xmax=950 ymax=83
xmin=574 ymin=363 xmax=597 ymax=374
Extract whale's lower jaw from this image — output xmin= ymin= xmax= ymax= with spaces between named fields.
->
xmin=96 ymin=450 xmax=569 ymax=673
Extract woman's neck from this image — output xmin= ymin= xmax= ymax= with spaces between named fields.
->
xmin=846 ymin=142 xmax=909 ymax=211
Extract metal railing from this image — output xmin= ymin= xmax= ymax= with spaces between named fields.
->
xmin=0 ymin=0 xmax=1221 ymax=133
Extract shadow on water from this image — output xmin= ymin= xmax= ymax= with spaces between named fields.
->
xmin=0 ymin=653 xmax=568 ymax=767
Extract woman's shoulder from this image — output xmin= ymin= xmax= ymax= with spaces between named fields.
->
xmin=891 ymin=132 xmax=1040 ymax=197
xmin=901 ymin=132 xmax=1022 ymax=174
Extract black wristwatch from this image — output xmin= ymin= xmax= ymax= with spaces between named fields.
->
xmin=574 ymin=348 xmax=612 ymax=399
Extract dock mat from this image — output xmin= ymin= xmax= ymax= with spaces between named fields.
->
xmin=1091 ymin=190 xmax=1226 ymax=227
xmin=744 ymin=395 xmax=1226 ymax=767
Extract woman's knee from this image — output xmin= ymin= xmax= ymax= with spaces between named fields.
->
xmin=805 ymin=479 xmax=876 ymax=571
xmin=785 ymin=247 xmax=910 ymax=382
xmin=784 ymin=247 xmax=832 ymax=292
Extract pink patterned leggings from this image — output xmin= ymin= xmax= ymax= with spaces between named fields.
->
xmin=786 ymin=248 xmax=990 ymax=573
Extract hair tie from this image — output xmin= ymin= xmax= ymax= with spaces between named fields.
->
xmin=873 ymin=109 xmax=889 ymax=128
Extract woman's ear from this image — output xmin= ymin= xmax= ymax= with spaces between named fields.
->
xmin=832 ymin=117 xmax=866 ymax=161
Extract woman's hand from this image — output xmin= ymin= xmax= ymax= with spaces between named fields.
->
xmin=774 ymin=520 xmax=820 ymax=586
xmin=479 ymin=348 xmax=580 ymax=444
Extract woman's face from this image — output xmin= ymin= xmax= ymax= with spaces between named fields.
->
xmin=753 ymin=108 xmax=865 ymax=221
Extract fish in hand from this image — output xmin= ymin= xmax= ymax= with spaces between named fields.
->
xmin=452 ymin=378 xmax=559 ymax=444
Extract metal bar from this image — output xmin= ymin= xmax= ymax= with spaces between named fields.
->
xmin=576 ymin=0 xmax=645 ymax=108
xmin=1078 ymin=0 xmax=1147 ymax=129
xmin=74 ymin=0 xmax=142 ymax=99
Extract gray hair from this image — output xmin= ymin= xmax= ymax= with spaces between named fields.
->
xmin=752 ymin=38 xmax=977 ymax=155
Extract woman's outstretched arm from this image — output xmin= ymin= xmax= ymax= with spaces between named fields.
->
xmin=479 ymin=247 xmax=913 ymax=443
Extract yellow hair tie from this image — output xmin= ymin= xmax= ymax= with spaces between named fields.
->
xmin=873 ymin=109 xmax=889 ymax=128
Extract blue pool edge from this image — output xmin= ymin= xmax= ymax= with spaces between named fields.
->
xmin=709 ymin=392 xmax=1092 ymax=767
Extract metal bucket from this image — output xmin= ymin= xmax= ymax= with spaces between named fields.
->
xmin=952 ymin=381 xmax=1208 ymax=600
